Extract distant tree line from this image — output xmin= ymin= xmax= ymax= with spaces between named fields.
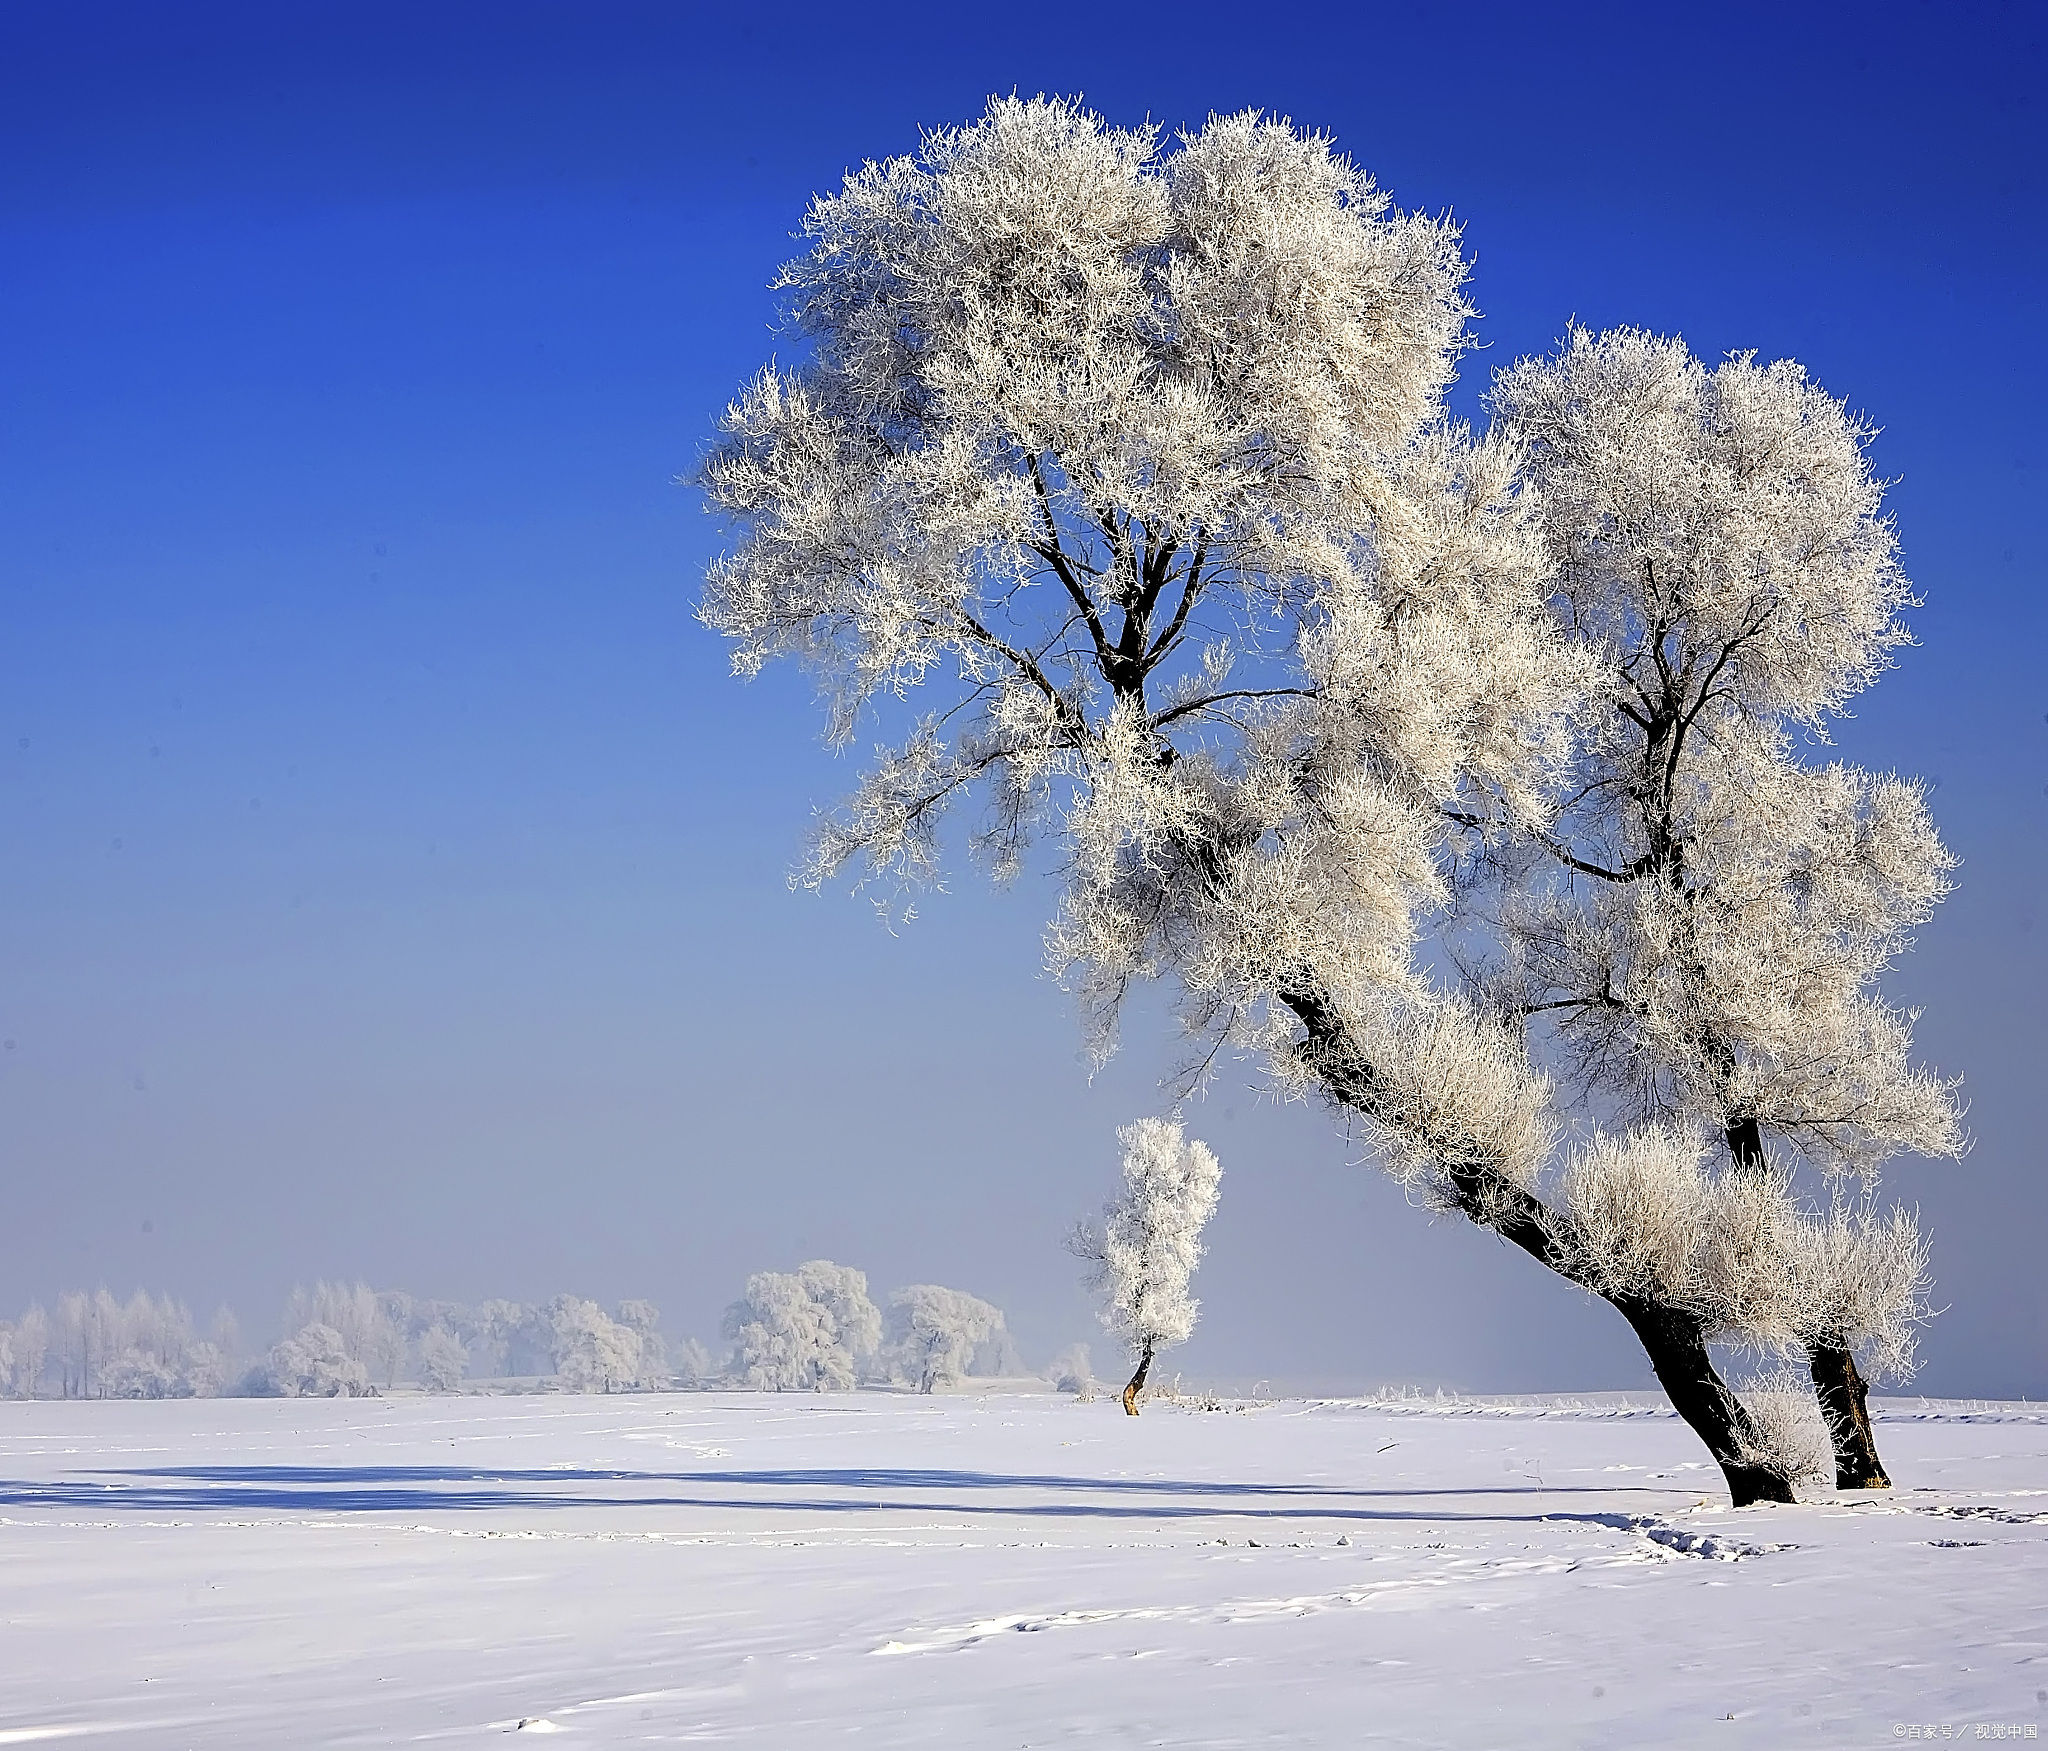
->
xmin=721 ymin=1263 xmax=1024 ymax=1392
xmin=0 ymin=1269 xmax=1041 ymax=1400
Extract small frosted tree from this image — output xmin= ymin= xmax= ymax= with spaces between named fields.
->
xmin=722 ymin=1260 xmax=881 ymax=1391
xmin=884 ymin=1284 xmax=1008 ymax=1393
xmin=1070 ymin=1117 xmax=1222 ymax=1415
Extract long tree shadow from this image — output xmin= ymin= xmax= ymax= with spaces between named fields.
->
xmin=97 ymin=1464 xmax=1639 ymax=1501
xmin=0 ymin=1464 xmax=1682 ymax=1521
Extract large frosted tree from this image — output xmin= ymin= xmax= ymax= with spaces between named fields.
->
xmin=698 ymin=97 xmax=1879 ymax=1503
xmin=1478 ymin=329 xmax=1959 ymax=1487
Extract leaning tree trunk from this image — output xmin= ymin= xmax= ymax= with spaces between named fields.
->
xmin=1725 ymin=1117 xmax=1892 ymax=1491
xmin=1608 ymin=1295 xmax=1800 ymax=1507
xmin=1809 ymin=1344 xmax=1891 ymax=1490
xmin=1123 ymin=1341 xmax=1156 ymax=1417
xmin=1286 ymin=986 xmax=1797 ymax=1507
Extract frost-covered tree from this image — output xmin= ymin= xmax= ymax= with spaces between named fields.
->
xmin=884 ymin=1284 xmax=1009 ymax=1393
xmin=415 ymin=1324 xmax=468 ymax=1394
xmin=695 ymin=98 xmax=1887 ymax=1504
xmin=549 ymin=1296 xmax=645 ymax=1393
xmin=98 ymin=1291 xmax=223 ymax=1399
xmin=1069 ymin=1117 xmax=1222 ymax=1414
xmin=613 ymin=1299 xmax=672 ymax=1386
xmin=724 ymin=1272 xmax=840 ymax=1391
xmin=15 ymin=1289 xmax=223 ymax=1399
xmin=698 ymin=97 xmax=1566 ymax=933
xmin=8 ymin=1305 xmax=49 ymax=1397
xmin=464 ymin=1300 xmax=534 ymax=1378
xmin=254 ymin=1323 xmax=372 ymax=1398
xmin=53 ymin=1291 xmax=106 ymax=1397
xmin=722 ymin=1260 xmax=881 ymax=1391
xmin=282 ymin=1282 xmax=402 ymax=1387
xmin=1478 ymin=328 xmax=1961 ymax=1488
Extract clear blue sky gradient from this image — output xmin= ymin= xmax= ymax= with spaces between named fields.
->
xmin=2 ymin=0 xmax=2042 ymax=1392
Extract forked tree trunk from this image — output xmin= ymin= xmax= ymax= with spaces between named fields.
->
xmin=1724 ymin=1117 xmax=1892 ymax=1492
xmin=1284 ymin=986 xmax=1798 ymax=1507
xmin=1123 ymin=1342 xmax=1156 ymax=1417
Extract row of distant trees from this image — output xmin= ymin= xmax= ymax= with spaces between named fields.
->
xmin=0 ymin=1290 xmax=241 ymax=1401
xmin=723 ymin=1265 xmax=1025 ymax=1391
xmin=0 ymin=1271 xmax=1042 ymax=1400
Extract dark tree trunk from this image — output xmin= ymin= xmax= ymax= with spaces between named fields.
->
xmin=1722 ymin=1114 xmax=1765 ymax=1169
xmin=1123 ymin=1342 xmax=1155 ymax=1417
xmin=1282 ymin=985 xmax=1797 ymax=1507
xmin=1809 ymin=1344 xmax=1891 ymax=1490
xmin=1723 ymin=1115 xmax=1893 ymax=1492
xmin=1609 ymin=1295 xmax=1797 ymax=1506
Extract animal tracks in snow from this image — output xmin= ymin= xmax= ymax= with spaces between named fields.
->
xmin=1581 ymin=1512 xmax=1795 ymax=1560
xmin=1916 ymin=1502 xmax=2048 ymax=1527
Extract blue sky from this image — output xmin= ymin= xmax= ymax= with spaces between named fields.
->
xmin=1 ymin=0 xmax=2042 ymax=1392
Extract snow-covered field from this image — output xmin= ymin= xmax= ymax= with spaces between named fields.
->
xmin=2 ymin=1392 xmax=2043 ymax=1748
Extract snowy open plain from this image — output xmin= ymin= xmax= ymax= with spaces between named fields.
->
xmin=1 ymin=1391 xmax=2043 ymax=1749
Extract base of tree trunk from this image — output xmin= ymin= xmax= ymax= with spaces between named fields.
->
xmin=1123 ymin=1344 xmax=1155 ymax=1417
xmin=1810 ymin=1345 xmax=1891 ymax=1490
xmin=1612 ymin=1296 xmax=1797 ymax=1507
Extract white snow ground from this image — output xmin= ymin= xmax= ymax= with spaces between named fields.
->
xmin=1 ymin=1392 xmax=2043 ymax=1749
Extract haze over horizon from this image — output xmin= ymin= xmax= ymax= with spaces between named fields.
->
xmin=2 ymin=0 xmax=2042 ymax=1395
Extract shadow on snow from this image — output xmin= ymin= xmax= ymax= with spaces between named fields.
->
xmin=0 ymin=1464 xmax=1678 ymax=1521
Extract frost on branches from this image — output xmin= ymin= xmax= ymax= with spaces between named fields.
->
xmin=883 ymin=1285 xmax=1010 ymax=1393
xmin=699 ymin=94 xmax=1579 ymax=1016
xmin=1482 ymin=329 xmax=1958 ymax=1179
xmin=1070 ymin=1116 xmax=1221 ymax=1414
xmin=722 ymin=1261 xmax=882 ymax=1392
xmin=697 ymin=99 xmax=1954 ymax=1507
xmin=1473 ymin=329 xmax=1959 ymax=1488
